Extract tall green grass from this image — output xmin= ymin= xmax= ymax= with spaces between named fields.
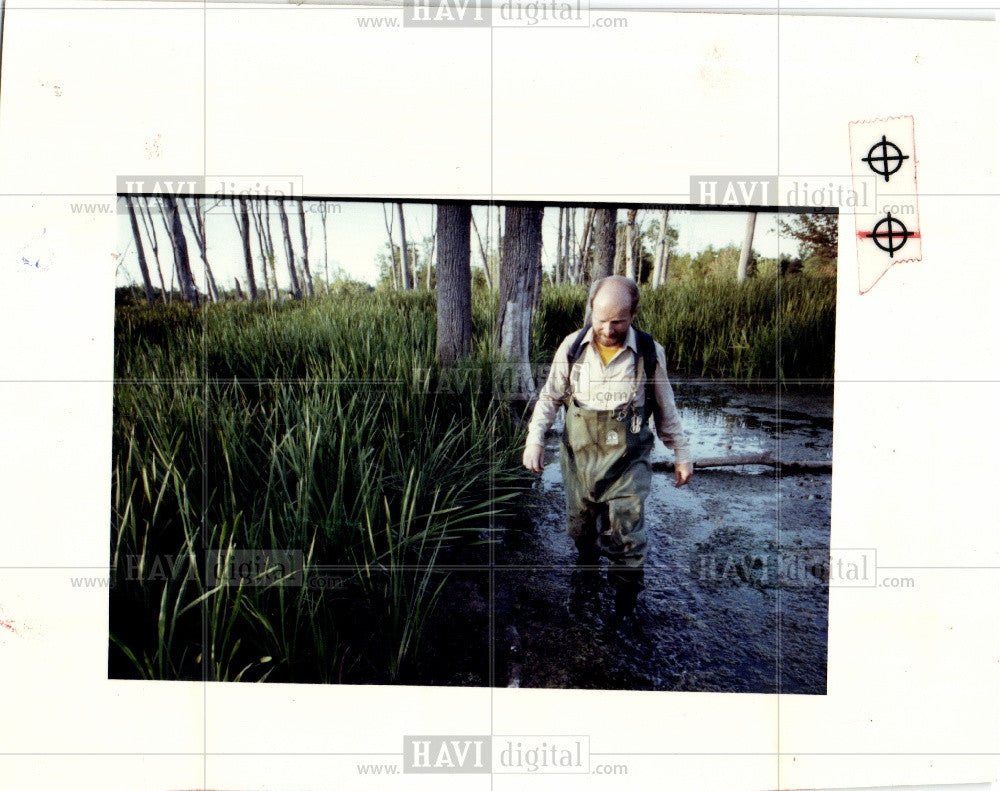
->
xmin=111 ymin=291 xmax=525 ymax=683
xmin=536 ymin=276 xmax=836 ymax=381
xmin=110 ymin=276 xmax=835 ymax=683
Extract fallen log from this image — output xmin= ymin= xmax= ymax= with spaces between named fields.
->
xmin=652 ymin=452 xmax=831 ymax=474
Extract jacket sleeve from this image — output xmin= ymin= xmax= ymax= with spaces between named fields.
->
xmin=650 ymin=341 xmax=692 ymax=465
xmin=524 ymin=334 xmax=575 ymax=447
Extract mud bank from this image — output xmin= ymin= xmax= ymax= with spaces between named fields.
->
xmin=493 ymin=382 xmax=833 ymax=693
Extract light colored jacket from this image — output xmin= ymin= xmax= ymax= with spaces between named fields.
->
xmin=525 ymin=326 xmax=691 ymax=465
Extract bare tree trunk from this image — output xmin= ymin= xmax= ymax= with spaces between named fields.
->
xmin=250 ymin=198 xmax=276 ymax=299
xmin=555 ymin=206 xmax=564 ymax=285
xmin=250 ymin=200 xmax=267 ymax=298
xmin=625 ymin=208 xmax=639 ymax=281
xmin=613 ymin=224 xmax=627 ymax=276
xmin=567 ymin=207 xmax=576 ymax=283
xmin=496 ymin=205 xmax=544 ymax=406
xmin=233 ymin=196 xmax=258 ymax=300
xmin=159 ymin=195 xmax=198 ymax=306
xmin=297 ymin=198 xmax=315 ymax=297
xmin=651 ymin=209 xmax=671 ymax=287
xmin=426 ymin=205 xmax=436 ymax=289
xmin=181 ymin=197 xmax=219 ymax=302
xmin=319 ymin=201 xmax=330 ymax=293
xmin=263 ymin=200 xmax=278 ymax=297
xmin=738 ymin=211 xmax=757 ymax=282
xmin=233 ymin=277 xmax=244 ymax=300
xmin=381 ymin=203 xmax=398 ymax=289
xmin=138 ymin=197 xmax=168 ymax=302
xmin=470 ymin=211 xmax=493 ymax=290
xmin=397 ymin=203 xmax=413 ymax=290
xmin=124 ymin=195 xmax=157 ymax=304
xmin=496 ymin=205 xmax=503 ymax=276
xmin=435 ymin=203 xmax=473 ymax=364
xmin=277 ymin=199 xmax=302 ymax=299
xmin=591 ymin=207 xmax=617 ymax=283
xmin=576 ymin=207 xmax=595 ymax=284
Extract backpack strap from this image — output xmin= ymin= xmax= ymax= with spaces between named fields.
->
xmin=566 ymin=323 xmax=591 ymax=366
xmin=562 ymin=324 xmax=591 ymax=408
xmin=634 ymin=328 xmax=659 ymax=423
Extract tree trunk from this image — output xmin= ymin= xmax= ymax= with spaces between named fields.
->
xmin=233 ymin=276 xmax=244 ymax=300
xmin=591 ymin=207 xmax=617 ymax=283
xmin=159 ymin=195 xmax=198 ymax=306
xmin=566 ymin=206 xmax=579 ymax=283
xmin=397 ymin=203 xmax=413 ymax=290
xmin=426 ymin=205 xmax=436 ymax=289
xmin=738 ymin=211 xmax=757 ymax=282
xmin=652 ymin=209 xmax=670 ymax=287
xmin=297 ymin=198 xmax=315 ymax=297
xmin=555 ymin=207 xmax=564 ymax=285
xmin=139 ymin=197 xmax=169 ymax=302
xmin=124 ymin=195 xmax=157 ymax=304
xmin=319 ymin=201 xmax=330 ymax=293
xmin=625 ymin=208 xmax=639 ymax=281
xmin=181 ymin=197 xmax=219 ymax=302
xmin=264 ymin=201 xmax=278 ymax=298
xmin=234 ymin=196 xmax=258 ymax=300
xmin=382 ymin=203 xmax=398 ymax=289
xmin=277 ymin=199 xmax=302 ymax=299
xmin=576 ymin=207 xmax=595 ymax=284
xmin=496 ymin=205 xmax=503 ymax=276
xmin=249 ymin=200 xmax=268 ymax=298
xmin=614 ymin=224 xmax=627 ymax=276
xmin=435 ymin=203 xmax=473 ymax=365
xmin=496 ymin=205 xmax=544 ymax=406
xmin=470 ymin=211 xmax=493 ymax=290
xmin=251 ymin=198 xmax=277 ymax=299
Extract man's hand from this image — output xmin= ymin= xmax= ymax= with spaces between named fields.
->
xmin=674 ymin=461 xmax=693 ymax=488
xmin=522 ymin=442 xmax=545 ymax=474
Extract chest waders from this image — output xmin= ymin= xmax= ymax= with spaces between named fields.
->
xmin=559 ymin=390 xmax=654 ymax=609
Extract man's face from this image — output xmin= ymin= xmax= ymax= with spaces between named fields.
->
xmin=591 ymin=290 xmax=634 ymax=348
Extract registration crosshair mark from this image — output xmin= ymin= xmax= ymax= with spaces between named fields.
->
xmin=864 ymin=212 xmax=914 ymax=258
xmin=862 ymin=134 xmax=910 ymax=182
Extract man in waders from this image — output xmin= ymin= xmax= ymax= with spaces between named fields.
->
xmin=522 ymin=275 xmax=692 ymax=616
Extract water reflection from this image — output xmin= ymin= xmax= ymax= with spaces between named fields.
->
xmin=497 ymin=381 xmax=834 ymax=694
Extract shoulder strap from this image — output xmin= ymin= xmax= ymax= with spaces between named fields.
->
xmin=566 ymin=323 xmax=591 ymax=366
xmin=633 ymin=327 xmax=659 ymax=420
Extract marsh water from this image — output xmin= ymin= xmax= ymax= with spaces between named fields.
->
xmin=485 ymin=381 xmax=833 ymax=694
xmin=413 ymin=382 xmax=832 ymax=693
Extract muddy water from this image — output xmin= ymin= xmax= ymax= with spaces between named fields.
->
xmin=493 ymin=382 xmax=833 ymax=694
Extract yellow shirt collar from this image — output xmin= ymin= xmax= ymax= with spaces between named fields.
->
xmin=583 ymin=325 xmax=638 ymax=355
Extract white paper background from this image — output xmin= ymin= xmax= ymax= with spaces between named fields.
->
xmin=0 ymin=3 xmax=998 ymax=791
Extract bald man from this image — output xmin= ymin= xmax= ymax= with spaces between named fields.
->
xmin=523 ymin=275 xmax=692 ymax=616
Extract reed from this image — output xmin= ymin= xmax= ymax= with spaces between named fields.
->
xmin=110 ymin=274 xmax=834 ymax=682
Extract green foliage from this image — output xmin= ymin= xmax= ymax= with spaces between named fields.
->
xmin=640 ymin=276 xmax=835 ymax=381
xmin=777 ymin=213 xmax=838 ymax=273
xmin=530 ymin=283 xmax=587 ymax=354
xmin=111 ymin=289 xmax=526 ymax=684
xmin=532 ymin=277 xmax=835 ymax=382
xmin=111 ymin=269 xmax=835 ymax=683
